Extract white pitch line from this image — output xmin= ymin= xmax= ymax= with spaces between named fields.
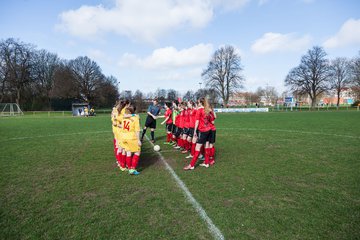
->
xmin=145 ymin=135 xmax=225 ymax=240
xmin=217 ymin=127 xmax=360 ymax=139
xmin=0 ymin=130 xmax=111 ymax=143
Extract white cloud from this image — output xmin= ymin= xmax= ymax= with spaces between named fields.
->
xmin=251 ymin=32 xmax=312 ymax=54
xmin=87 ymin=49 xmax=112 ymax=63
xmin=210 ymin=0 xmax=250 ymax=11
xmin=323 ymin=18 xmax=360 ymax=48
xmin=56 ymin=0 xmax=250 ymax=42
xmin=118 ymin=43 xmax=213 ymax=69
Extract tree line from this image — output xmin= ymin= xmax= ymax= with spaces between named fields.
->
xmin=285 ymin=46 xmax=360 ymax=107
xmin=0 ymin=38 xmax=119 ymax=110
xmin=1 ymin=38 xmax=359 ymax=111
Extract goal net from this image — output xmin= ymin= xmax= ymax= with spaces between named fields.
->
xmin=0 ymin=103 xmax=24 ymax=117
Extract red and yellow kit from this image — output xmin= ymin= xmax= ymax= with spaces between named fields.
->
xmin=115 ymin=108 xmax=126 ymax=144
xmin=119 ymin=115 xmax=141 ymax=153
xmin=111 ymin=107 xmax=118 ymax=137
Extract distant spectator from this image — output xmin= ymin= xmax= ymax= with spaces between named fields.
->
xmin=84 ymin=106 xmax=89 ymax=117
xmin=90 ymin=107 xmax=96 ymax=116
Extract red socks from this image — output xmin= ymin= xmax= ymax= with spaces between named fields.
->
xmin=185 ymin=141 xmax=191 ymax=151
xmin=190 ymin=150 xmax=200 ymax=167
xmin=116 ymin=152 xmax=121 ymax=166
xmin=120 ymin=153 xmax=126 ymax=168
xmin=132 ymin=154 xmax=140 ymax=169
xmin=191 ymin=143 xmax=196 ymax=156
xmin=211 ymin=147 xmax=215 ymax=160
xmin=114 ymin=147 xmax=118 ymax=158
xmin=205 ymin=148 xmax=211 ymax=164
xmin=113 ymin=139 xmax=118 ymax=157
xmin=166 ymin=133 xmax=171 ymax=142
xmin=126 ymin=156 xmax=132 ymax=169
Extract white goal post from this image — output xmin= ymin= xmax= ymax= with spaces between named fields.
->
xmin=0 ymin=103 xmax=24 ymax=117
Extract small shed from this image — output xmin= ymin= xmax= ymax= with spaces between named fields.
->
xmin=72 ymin=103 xmax=89 ymax=116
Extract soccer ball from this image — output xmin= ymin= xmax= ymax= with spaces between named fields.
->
xmin=153 ymin=145 xmax=161 ymax=152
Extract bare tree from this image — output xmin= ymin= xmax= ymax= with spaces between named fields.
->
xmin=31 ymin=49 xmax=60 ymax=108
xmin=194 ymin=88 xmax=219 ymax=106
xmin=155 ymin=88 xmax=167 ymax=101
xmin=120 ymin=90 xmax=132 ymax=99
xmin=51 ymin=61 xmax=78 ymax=99
xmin=0 ymin=38 xmax=34 ymax=105
xmin=146 ymin=91 xmax=155 ymax=100
xmin=167 ymin=89 xmax=177 ymax=101
xmin=285 ymin=46 xmax=331 ymax=107
xmin=68 ymin=56 xmax=104 ymax=104
xmin=202 ymin=45 xmax=244 ymax=106
xmin=133 ymin=89 xmax=144 ymax=112
xmin=93 ymin=75 xmax=119 ymax=108
xmin=329 ymin=57 xmax=352 ymax=108
xmin=194 ymin=88 xmax=208 ymax=101
xmin=183 ymin=90 xmax=195 ymax=101
xmin=350 ymin=52 xmax=360 ymax=100
xmin=351 ymin=51 xmax=360 ymax=88
xmin=0 ymin=50 xmax=8 ymax=102
xmin=256 ymin=86 xmax=278 ymax=106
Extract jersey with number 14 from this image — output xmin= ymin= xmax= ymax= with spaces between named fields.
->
xmin=121 ymin=115 xmax=140 ymax=140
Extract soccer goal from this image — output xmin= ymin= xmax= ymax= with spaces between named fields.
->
xmin=0 ymin=103 xmax=24 ymax=117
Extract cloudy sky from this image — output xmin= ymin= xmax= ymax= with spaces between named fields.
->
xmin=1 ymin=0 xmax=359 ymax=94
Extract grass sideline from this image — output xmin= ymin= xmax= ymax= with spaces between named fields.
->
xmin=0 ymin=111 xmax=359 ymax=239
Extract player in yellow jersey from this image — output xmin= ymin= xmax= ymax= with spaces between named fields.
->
xmin=84 ymin=106 xmax=89 ymax=117
xmin=111 ymin=101 xmax=120 ymax=167
xmin=115 ymin=100 xmax=131 ymax=171
xmin=120 ymin=105 xmax=142 ymax=175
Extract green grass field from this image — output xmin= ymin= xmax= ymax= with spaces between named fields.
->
xmin=1 ymin=111 xmax=359 ymax=239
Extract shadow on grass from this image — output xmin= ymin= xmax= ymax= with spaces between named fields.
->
xmin=137 ymin=153 xmax=160 ymax=172
xmin=137 ymin=138 xmax=163 ymax=172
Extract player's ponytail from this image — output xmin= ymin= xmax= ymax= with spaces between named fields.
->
xmin=127 ymin=105 xmax=136 ymax=114
xmin=114 ymin=100 xmax=120 ymax=108
xmin=189 ymin=100 xmax=195 ymax=108
xmin=118 ymin=99 xmax=130 ymax=113
xmin=165 ymin=102 xmax=171 ymax=109
xmin=199 ymin=97 xmax=211 ymax=115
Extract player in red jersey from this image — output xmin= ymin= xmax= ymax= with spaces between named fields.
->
xmin=184 ymin=97 xmax=213 ymax=170
xmin=208 ymin=108 xmax=217 ymax=165
xmin=182 ymin=101 xmax=194 ymax=155
xmin=186 ymin=101 xmax=198 ymax=159
xmin=174 ymin=103 xmax=185 ymax=150
xmin=159 ymin=103 xmax=173 ymax=144
xmin=181 ymin=102 xmax=191 ymax=154
xmin=169 ymin=100 xmax=179 ymax=146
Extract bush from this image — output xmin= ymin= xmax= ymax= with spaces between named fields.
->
xmin=351 ymin=100 xmax=360 ymax=107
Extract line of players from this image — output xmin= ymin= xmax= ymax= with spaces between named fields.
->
xmin=111 ymin=97 xmax=217 ymax=174
xmin=159 ymin=97 xmax=217 ymax=170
